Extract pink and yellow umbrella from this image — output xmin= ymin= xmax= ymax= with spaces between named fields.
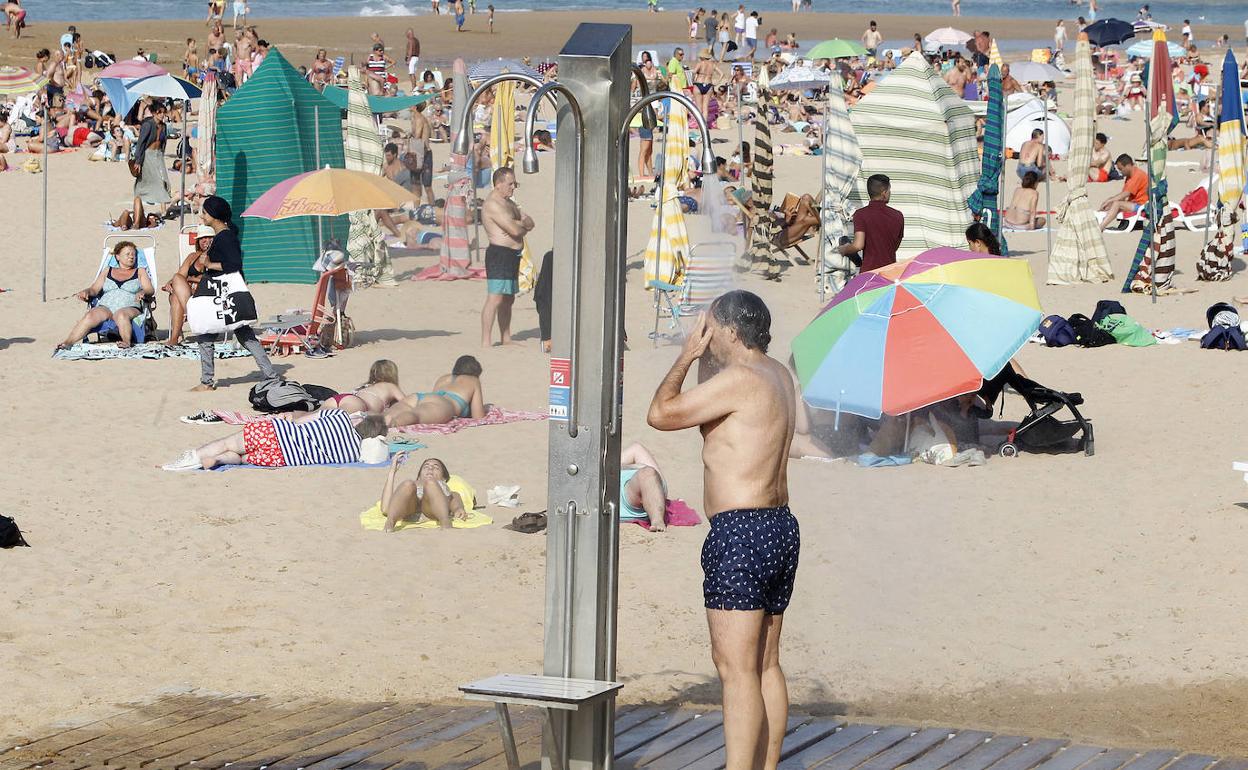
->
xmin=0 ymin=66 xmax=47 ymax=95
xmin=793 ymin=247 xmax=1043 ymax=419
xmin=242 ymin=167 xmax=412 ymax=220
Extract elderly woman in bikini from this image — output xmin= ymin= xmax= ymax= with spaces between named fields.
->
xmin=384 ymin=355 xmax=485 ymax=428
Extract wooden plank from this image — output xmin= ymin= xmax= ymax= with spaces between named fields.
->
xmin=313 ymin=706 xmax=499 ymax=770
xmin=1033 ymin=746 xmax=1108 ymax=770
xmin=1120 ymin=751 xmax=1180 ymax=770
xmin=193 ymin=701 xmax=399 ymax=769
xmin=468 ymin=703 xmax=680 ymax=770
xmin=426 ymin=709 xmax=549 ymax=770
xmin=134 ymin=699 xmax=336 ymax=769
xmin=1078 ymin=749 xmax=1140 ymax=770
xmin=0 ymin=695 xmax=214 ymax=760
xmin=617 ymin=706 xmax=667 ymax=735
xmin=904 ymin=730 xmax=994 ymax=770
xmin=857 ymin=727 xmax=953 ymax=770
xmin=614 ymin=710 xmax=702 ymax=757
xmin=617 ymin=712 xmax=725 ymax=769
xmin=1205 ymin=760 xmax=1248 ymax=770
xmin=381 ymin=708 xmax=545 ymax=770
xmin=0 ymin=697 xmax=202 ymax=754
xmin=303 ymin=707 xmax=472 ymax=770
xmin=986 ymin=738 xmax=1070 ymax=770
xmin=89 ymin=696 xmax=281 ymax=769
xmin=949 ymin=736 xmax=1032 ymax=770
xmin=777 ymin=723 xmax=880 ymax=770
xmin=1162 ymin=755 xmax=1219 ymax=770
xmin=637 ymin=719 xmax=728 ymax=770
xmin=812 ymin=725 xmax=915 ymax=770
xmin=266 ymin=705 xmax=458 ymax=770
xmin=682 ymin=716 xmax=824 ymax=770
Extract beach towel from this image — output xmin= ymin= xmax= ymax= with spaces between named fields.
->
xmin=103 ymin=221 xmax=163 ymax=233
xmin=359 ymin=474 xmax=488 ymax=530
xmin=390 ymin=406 xmax=548 ymax=435
xmin=54 ymin=341 xmax=254 ymax=361
xmin=207 ymin=459 xmax=390 ymax=471
xmin=414 ymin=262 xmax=486 ymax=281
xmin=622 ymin=498 xmax=702 ymax=530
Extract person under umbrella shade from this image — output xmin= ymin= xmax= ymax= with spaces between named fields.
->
xmin=968 ymin=64 xmax=1007 ymax=256
xmin=1124 ymin=29 xmax=1179 ymax=294
xmin=818 ymin=73 xmax=862 ymax=295
xmin=792 ymin=247 xmax=1043 ymax=420
xmin=344 ymin=65 xmax=391 ymax=286
xmin=1196 ymin=49 xmax=1246 ymax=282
xmin=644 ymin=100 xmax=691 ymax=287
xmin=1048 ymin=34 xmax=1113 ymax=284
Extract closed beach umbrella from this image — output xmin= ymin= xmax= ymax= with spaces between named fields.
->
xmin=490 ymin=79 xmax=516 ymax=170
xmin=743 ymin=118 xmax=782 ymax=277
xmin=792 ymin=247 xmax=1043 ymax=419
xmin=96 ymin=59 xmax=167 ymax=79
xmin=242 ymin=167 xmax=413 ymax=220
xmin=807 ymin=39 xmax=868 ymax=61
xmin=968 ymin=65 xmax=1007 ymax=253
xmin=1196 ymin=49 xmax=1246 ymax=282
xmin=818 ymin=73 xmax=862 ymax=295
xmin=344 ymin=66 xmax=388 ymax=284
xmin=197 ymin=72 xmax=218 ymax=181
xmin=0 ymin=65 xmax=47 ymax=94
xmin=1048 ymin=34 xmax=1113 ymax=284
xmin=925 ymin=27 xmax=973 ymax=48
xmin=440 ymin=58 xmax=474 ymax=274
xmin=1125 ymin=39 xmax=1184 ymax=59
xmin=644 ymin=101 xmax=691 ymax=287
xmin=468 ymin=58 xmax=541 ymax=81
xmin=1124 ymin=29 xmax=1179 ymax=294
xmin=988 ymin=40 xmax=1004 ymax=72
xmin=1082 ymin=19 xmax=1135 ymax=48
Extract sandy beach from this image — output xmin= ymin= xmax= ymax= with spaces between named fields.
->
xmin=4 ymin=6 xmax=1248 ymax=760
xmin=0 ymin=10 xmax=1240 ymax=69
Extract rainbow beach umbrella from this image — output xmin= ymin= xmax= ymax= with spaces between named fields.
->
xmin=0 ymin=66 xmax=47 ymax=95
xmin=242 ymin=167 xmax=412 ymax=220
xmin=792 ymin=248 xmax=1043 ymax=419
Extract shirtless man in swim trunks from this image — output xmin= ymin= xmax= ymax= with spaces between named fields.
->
xmin=480 ymin=167 xmax=534 ymax=347
xmin=1016 ymin=129 xmax=1049 ymax=181
xmin=408 ymin=102 xmax=434 ymax=206
xmin=384 ymin=355 xmax=486 ymax=428
xmin=647 ymin=290 xmax=798 ymax=770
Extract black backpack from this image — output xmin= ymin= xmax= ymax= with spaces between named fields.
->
xmin=249 ymin=379 xmax=320 ymax=413
xmin=0 ymin=515 xmax=30 ymax=548
xmin=1068 ymin=313 xmax=1116 ymax=347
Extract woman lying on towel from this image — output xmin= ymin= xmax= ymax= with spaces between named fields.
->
xmin=111 ymin=207 xmax=162 ymax=231
xmin=384 ymin=355 xmax=486 ymax=428
xmin=320 ymin=359 xmax=408 ymax=414
xmin=56 ymin=240 xmax=154 ymax=350
xmin=380 ymin=455 xmax=469 ymax=531
xmin=162 ymin=412 xmax=388 ymax=471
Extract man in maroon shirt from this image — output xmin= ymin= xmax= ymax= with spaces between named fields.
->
xmin=839 ymin=174 xmax=904 ymax=272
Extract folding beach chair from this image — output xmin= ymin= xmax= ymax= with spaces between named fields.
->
xmin=649 ymin=239 xmax=737 ymax=341
xmin=1095 ymin=206 xmax=1147 ymax=233
xmin=770 ymin=192 xmax=819 ymax=265
xmin=258 ymin=266 xmax=353 ymax=355
xmin=86 ymin=234 xmax=159 ymax=343
xmin=1168 ymin=182 xmax=1211 ymax=231
xmin=332 ymin=57 xmax=346 ymax=78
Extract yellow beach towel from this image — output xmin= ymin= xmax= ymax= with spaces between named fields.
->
xmin=359 ymin=475 xmax=491 ymax=531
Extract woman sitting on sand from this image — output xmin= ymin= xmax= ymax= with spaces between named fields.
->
xmin=57 ymin=240 xmax=154 ymax=350
xmin=380 ymin=455 xmax=469 ymax=531
xmin=322 ymin=359 xmax=408 ymax=414
xmin=384 ymin=355 xmax=485 ymax=428
xmin=161 ymin=225 xmax=212 ymax=346
xmin=1002 ymin=171 xmax=1045 ymax=231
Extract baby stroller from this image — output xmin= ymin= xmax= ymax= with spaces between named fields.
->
xmin=977 ymin=365 xmax=1095 ymax=457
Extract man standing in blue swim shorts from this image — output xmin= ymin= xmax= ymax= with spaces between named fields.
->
xmin=647 ymin=289 xmax=798 ymax=770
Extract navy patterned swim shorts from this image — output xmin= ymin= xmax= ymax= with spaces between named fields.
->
xmin=701 ymin=506 xmax=800 ymax=615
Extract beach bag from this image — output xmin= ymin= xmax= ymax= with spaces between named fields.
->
xmin=1091 ymin=299 xmax=1126 ymax=323
xmin=1095 ymin=313 xmax=1157 ymax=347
xmin=0 ymin=515 xmax=30 ymax=548
xmin=1068 ymin=313 xmax=1115 ymax=347
xmin=1201 ymin=302 xmax=1246 ymax=350
xmin=1039 ymin=314 xmax=1076 ymax=347
xmin=1180 ymin=185 xmax=1208 ymax=216
xmin=187 ymin=272 xmax=258 ymax=334
xmin=249 ymin=379 xmax=320 ymax=414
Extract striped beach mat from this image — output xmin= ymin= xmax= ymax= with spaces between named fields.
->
xmin=849 ymin=52 xmax=979 ymax=259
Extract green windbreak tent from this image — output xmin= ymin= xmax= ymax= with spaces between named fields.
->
xmin=216 ymin=49 xmax=347 ymax=283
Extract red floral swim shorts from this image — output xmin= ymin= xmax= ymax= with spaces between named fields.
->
xmin=242 ymin=420 xmax=286 ymax=467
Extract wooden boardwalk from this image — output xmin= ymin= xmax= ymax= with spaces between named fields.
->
xmin=2 ymin=695 xmax=1243 ymax=770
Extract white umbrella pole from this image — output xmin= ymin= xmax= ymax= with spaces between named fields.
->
xmin=179 ymin=99 xmax=188 ymax=230
xmin=652 ymin=114 xmax=667 ymax=348
xmin=1201 ymin=80 xmax=1220 ymax=252
xmin=42 ymin=107 xmax=48 ymax=303
xmin=1044 ymin=104 xmax=1052 ymax=263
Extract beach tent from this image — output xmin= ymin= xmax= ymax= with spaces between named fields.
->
xmin=849 ymin=52 xmax=980 ymax=259
xmin=1196 ymin=49 xmax=1246 ymax=282
xmin=1005 ymin=97 xmax=1072 ymax=157
xmin=215 ymin=48 xmax=346 ymax=284
xmin=818 ymin=73 xmax=861 ymax=296
xmin=344 ymin=66 xmax=389 ymax=286
xmin=1048 ymin=34 xmax=1114 ymax=285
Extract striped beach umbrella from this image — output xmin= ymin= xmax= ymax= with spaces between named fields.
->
xmin=742 ymin=118 xmax=782 ymax=277
xmin=1124 ymin=29 xmax=1179 ymax=294
xmin=489 ymin=80 xmax=515 ymax=170
xmin=988 ymin=40 xmax=1004 ymax=72
xmin=793 ymin=248 xmax=1043 ymax=420
xmin=438 ymin=58 xmax=474 ymax=275
xmin=849 ymin=52 xmax=979 ymax=259
xmin=968 ymin=64 xmax=1006 ymax=253
xmin=0 ymin=66 xmax=47 ymax=95
xmin=197 ymin=73 xmax=218 ymax=181
xmin=1048 ymin=34 xmax=1113 ymax=284
xmin=96 ymin=59 xmax=166 ymax=79
xmin=1196 ymin=49 xmax=1246 ymax=282
xmin=644 ymin=100 xmax=691 ymax=286
xmin=344 ymin=66 xmax=389 ymax=284
xmin=241 ymin=168 xmax=412 ymax=220
xmin=818 ymin=73 xmax=861 ymax=294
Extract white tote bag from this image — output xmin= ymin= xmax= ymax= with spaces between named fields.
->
xmin=187 ymin=271 xmax=259 ymax=335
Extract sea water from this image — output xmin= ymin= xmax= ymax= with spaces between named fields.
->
xmin=18 ymin=0 xmax=1248 ymax=26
